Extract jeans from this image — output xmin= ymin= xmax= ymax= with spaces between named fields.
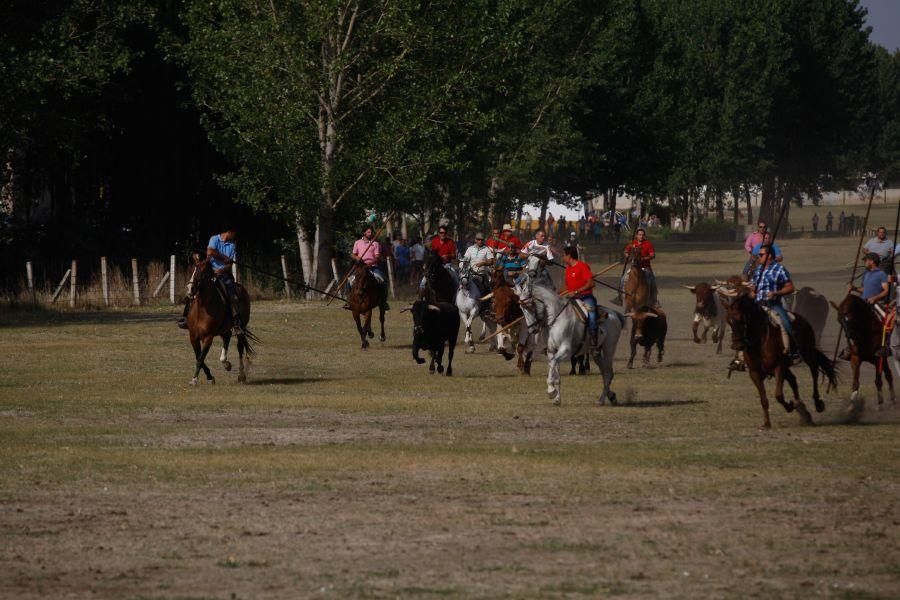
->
xmin=769 ymin=302 xmax=793 ymax=336
xmin=218 ymin=272 xmax=242 ymax=327
xmin=578 ymin=295 xmax=598 ymax=334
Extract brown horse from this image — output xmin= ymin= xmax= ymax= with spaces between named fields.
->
xmin=349 ymin=265 xmax=386 ymax=349
xmin=186 ymin=257 xmax=256 ymax=385
xmin=486 ymin=265 xmax=522 ymax=363
xmin=831 ymin=294 xmax=896 ymax=410
xmin=721 ymin=291 xmax=837 ymax=428
xmin=624 ymin=253 xmax=663 ymax=367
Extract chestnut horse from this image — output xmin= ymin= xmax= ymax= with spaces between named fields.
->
xmin=186 ymin=257 xmax=256 ymax=385
xmin=624 ymin=252 xmax=663 ymax=367
xmin=831 ymin=294 xmax=896 ymax=410
xmin=721 ymin=291 xmax=837 ymax=428
xmin=348 ymin=265 xmax=385 ymax=349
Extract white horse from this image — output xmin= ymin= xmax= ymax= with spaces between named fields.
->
xmin=514 ymin=270 xmax=624 ymax=405
xmin=456 ymin=261 xmax=496 ymax=353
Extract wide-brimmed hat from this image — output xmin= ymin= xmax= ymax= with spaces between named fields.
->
xmin=502 ymin=224 xmax=512 ymax=232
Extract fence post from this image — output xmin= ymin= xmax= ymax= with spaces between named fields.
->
xmin=51 ymin=269 xmax=71 ymax=303
xmin=100 ymin=256 xmax=110 ymax=306
xmin=280 ymin=255 xmax=291 ymax=299
xmin=69 ymin=260 xmax=77 ymax=308
xmin=25 ymin=261 xmax=35 ymax=304
xmin=152 ymin=271 xmax=170 ymax=298
xmin=131 ymin=258 xmax=140 ymax=305
xmin=386 ymin=257 xmax=397 ymax=300
xmin=232 ymin=262 xmax=239 ymax=283
xmin=170 ymin=255 xmax=176 ymax=304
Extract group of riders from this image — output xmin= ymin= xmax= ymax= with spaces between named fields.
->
xmin=177 ymin=216 xmax=899 ymax=369
xmin=741 ymin=221 xmax=899 ymax=365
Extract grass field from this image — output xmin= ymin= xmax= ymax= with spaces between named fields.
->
xmin=1 ymin=236 xmax=899 ymax=599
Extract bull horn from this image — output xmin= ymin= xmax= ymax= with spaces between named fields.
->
xmin=737 ymin=281 xmax=750 ymax=287
xmin=479 ymin=292 xmax=494 ymax=301
xmin=714 ymin=279 xmax=728 ymax=285
xmin=681 ymin=284 xmax=696 ymax=292
xmin=643 ymin=312 xmax=658 ymax=318
xmin=428 ymin=304 xmax=441 ymax=312
xmin=717 ymin=288 xmax=738 ymax=297
xmin=623 ymin=312 xmax=633 ymax=317
xmin=710 ymin=285 xmax=721 ymax=291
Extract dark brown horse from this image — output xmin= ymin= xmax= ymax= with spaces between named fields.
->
xmin=487 ymin=264 xmax=523 ymax=364
xmin=721 ymin=291 xmax=837 ymax=428
xmin=624 ymin=252 xmax=663 ymax=367
xmin=831 ymin=294 xmax=896 ymax=410
xmin=348 ymin=265 xmax=386 ymax=350
xmin=186 ymin=257 xmax=256 ymax=385
xmin=422 ymin=252 xmax=456 ymax=304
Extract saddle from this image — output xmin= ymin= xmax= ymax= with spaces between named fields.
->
xmin=761 ymin=306 xmax=796 ymax=328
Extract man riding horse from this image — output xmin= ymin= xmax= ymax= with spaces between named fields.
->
xmin=177 ymin=225 xmax=244 ymax=335
xmin=521 ymin=228 xmax=556 ymax=289
xmin=562 ymin=246 xmax=600 ymax=346
xmin=351 ymin=226 xmax=390 ymax=312
xmin=624 ymin=228 xmax=659 ymax=308
xmin=460 ymin=232 xmax=494 ymax=296
xmin=839 ymin=252 xmax=890 ymax=360
xmin=750 ymin=243 xmax=799 ymax=364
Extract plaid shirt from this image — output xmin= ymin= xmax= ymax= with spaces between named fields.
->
xmin=752 ymin=262 xmax=791 ymax=305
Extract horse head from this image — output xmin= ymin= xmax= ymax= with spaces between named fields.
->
xmin=724 ymin=293 xmax=758 ymax=352
xmin=190 ymin=253 xmax=216 ymax=291
xmin=834 ymin=293 xmax=872 ymax=346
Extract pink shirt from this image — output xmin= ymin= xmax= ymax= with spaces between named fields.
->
xmin=352 ymin=238 xmax=381 ymax=266
xmin=744 ymin=231 xmax=764 ymax=254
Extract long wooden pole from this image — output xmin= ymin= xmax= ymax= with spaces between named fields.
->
xmin=828 ymin=185 xmax=876 ymax=388
xmin=327 ymin=214 xmax=392 ymax=305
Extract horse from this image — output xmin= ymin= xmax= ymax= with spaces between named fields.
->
xmin=487 ymin=263 xmax=535 ymax=373
xmin=422 ymin=251 xmax=457 ymax=304
xmin=514 ymin=271 xmax=624 ymax=405
xmin=185 ymin=256 xmax=256 ymax=385
xmin=831 ymin=294 xmax=896 ymax=411
xmin=456 ymin=261 xmax=496 ymax=353
xmin=719 ymin=290 xmax=837 ymax=428
xmin=348 ymin=265 xmax=386 ymax=350
xmin=624 ymin=252 xmax=663 ymax=368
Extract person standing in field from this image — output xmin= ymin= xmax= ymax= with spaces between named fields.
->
xmin=409 ymin=238 xmax=426 ymax=285
xmin=826 ymin=211 xmax=833 ymax=232
xmin=863 ymin=227 xmax=894 ymax=274
xmin=812 ymin=213 xmax=819 ymax=232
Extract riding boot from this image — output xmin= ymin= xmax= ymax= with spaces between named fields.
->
xmin=176 ymin=297 xmax=192 ymax=329
xmin=589 ymin=328 xmax=600 ymax=348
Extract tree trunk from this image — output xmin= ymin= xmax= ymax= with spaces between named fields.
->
xmin=759 ymin=177 xmax=777 ymax=226
xmin=314 ymin=206 xmax=335 ymax=292
xmin=715 ymin=189 xmax=725 ymax=222
xmin=514 ymin=198 xmax=524 ymax=233
xmin=538 ymin=188 xmax=549 ymax=229
xmin=296 ymin=217 xmax=315 ymax=297
xmin=731 ymin=189 xmax=740 ymax=225
xmin=743 ymin=184 xmax=753 ymax=225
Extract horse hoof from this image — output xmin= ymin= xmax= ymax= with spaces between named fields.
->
xmin=758 ymin=423 xmax=771 ymax=431
xmin=208 ymin=378 xmax=215 ymax=385
xmin=814 ymin=399 xmax=825 ymax=413
xmin=362 ymin=340 xmax=370 ymax=350
xmin=446 ymin=368 xmax=452 ymax=377
xmin=380 ymin=335 xmax=386 ymax=342
xmin=190 ymin=378 xmax=198 ymax=386
xmin=237 ymin=373 xmax=247 ymax=384
xmin=626 ymin=363 xmax=634 ymax=370
xmin=466 ymin=346 xmax=476 ymax=354
xmin=437 ymin=365 xmax=444 ymax=373
xmin=552 ymin=397 xmax=561 ymax=406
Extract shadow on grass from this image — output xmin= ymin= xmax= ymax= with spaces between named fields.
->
xmin=620 ymin=399 xmax=708 ymax=408
xmin=0 ymin=305 xmax=176 ymax=328
xmin=247 ymin=377 xmax=336 ymax=386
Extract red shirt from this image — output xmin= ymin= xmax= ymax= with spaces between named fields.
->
xmin=626 ymin=239 xmax=655 ymax=269
xmin=490 ymin=233 xmax=522 ymax=253
xmin=565 ymin=260 xmax=594 ymax=297
xmin=430 ymin=236 xmax=457 ymax=263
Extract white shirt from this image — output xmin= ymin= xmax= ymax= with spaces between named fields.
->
xmin=411 ymin=242 xmax=426 ymax=261
xmin=462 ymin=244 xmax=494 ymax=274
xmin=523 ymin=239 xmax=554 ymax=261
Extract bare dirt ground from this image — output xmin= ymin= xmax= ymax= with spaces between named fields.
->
xmin=1 ymin=236 xmax=899 ymax=598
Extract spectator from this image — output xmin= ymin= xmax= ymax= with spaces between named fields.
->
xmin=579 ymin=215 xmax=587 ymax=237
xmin=826 ymin=211 xmax=833 ymax=232
xmin=524 ymin=211 xmax=533 ymax=232
xmin=812 ymin=213 xmax=819 ymax=232
xmin=557 ymin=215 xmax=567 ymax=238
xmin=395 ymin=238 xmax=410 ymax=281
xmin=839 ymin=211 xmax=846 ymax=234
xmin=409 ymin=237 xmax=426 ymax=285
xmin=863 ymin=226 xmax=894 ymax=273
xmin=673 ymin=216 xmax=683 ymax=231
xmin=546 ymin=212 xmax=555 ymax=236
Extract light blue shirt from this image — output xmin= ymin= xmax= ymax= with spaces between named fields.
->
xmin=208 ymin=234 xmax=236 ymax=271
xmin=751 ymin=241 xmax=782 ymax=260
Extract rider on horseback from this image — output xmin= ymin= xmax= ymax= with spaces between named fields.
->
xmin=562 ymin=246 xmax=600 ymax=346
xmin=521 ymin=228 xmax=556 ymax=288
xmin=460 ymin=232 xmax=494 ymax=295
xmin=351 ymin=226 xmax=390 ymax=311
xmin=177 ymin=226 xmax=243 ymax=333
xmin=751 ymin=243 xmax=799 ymax=363
xmin=840 ymin=252 xmax=891 ymax=359
xmin=624 ymin=228 xmax=659 ymax=308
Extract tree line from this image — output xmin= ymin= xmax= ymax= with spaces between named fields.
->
xmin=2 ymin=0 xmax=899 ymax=288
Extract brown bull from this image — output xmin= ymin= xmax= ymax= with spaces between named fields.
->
xmin=682 ymin=282 xmax=725 ymax=354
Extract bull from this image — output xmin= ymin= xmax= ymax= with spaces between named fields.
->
xmin=682 ymin=282 xmax=725 ymax=354
xmin=784 ymin=287 xmax=829 ymax=347
xmin=625 ymin=306 xmax=667 ymax=369
xmin=411 ymin=300 xmax=459 ymax=376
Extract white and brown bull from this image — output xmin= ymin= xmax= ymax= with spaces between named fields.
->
xmin=682 ymin=282 xmax=726 ymax=354
xmin=784 ymin=287 xmax=829 ymax=347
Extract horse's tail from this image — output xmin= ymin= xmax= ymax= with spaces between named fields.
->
xmin=809 ymin=349 xmax=838 ymax=388
xmin=239 ymin=327 xmax=260 ymax=357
